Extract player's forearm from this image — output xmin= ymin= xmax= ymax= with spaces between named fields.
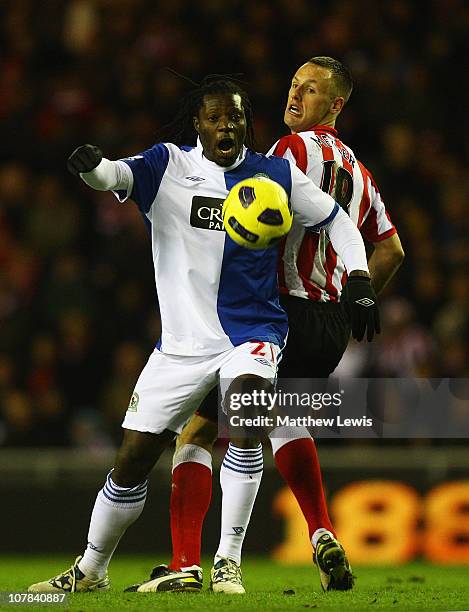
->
xmin=81 ymin=158 xmax=133 ymax=192
xmin=327 ymin=207 xmax=369 ymax=275
xmin=368 ymin=236 xmax=405 ymax=294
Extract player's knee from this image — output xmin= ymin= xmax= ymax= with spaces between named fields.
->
xmin=177 ymin=416 xmax=217 ymax=452
xmin=181 ymin=431 xmax=216 ymax=453
xmin=227 ymin=373 xmax=274 ymax=418
xmin=230 ymin=373 xmax=274 ymax=396
xmin=113 ymin=430 xmax=174 ymax=486
xmin=113 ymin=445 xmax=153 ymax=486
xmin=230 ymin=436 xmax=260 ymax=449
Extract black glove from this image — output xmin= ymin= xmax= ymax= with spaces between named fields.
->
xmin=67 ymin=144 xmax=103 ymax=176
xmin=342 ymin=274 xmax=381 ymax=342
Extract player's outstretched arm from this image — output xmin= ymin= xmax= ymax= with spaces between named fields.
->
xmin=67 ymin=144 xmax=133 ymax=192
xmin=326 ymin=208 xmax=380 ymax=342
xmin=368 ymin=233 xmax=405 ymax=294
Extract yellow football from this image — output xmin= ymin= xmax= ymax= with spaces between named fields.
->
xmin=222 ymin=177 xmax=292 ymax=249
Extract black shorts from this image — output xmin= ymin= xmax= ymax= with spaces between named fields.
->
xmin=196 ymin=295 xmax=351 ymax=422
xmin=278 ymin=294 xmax=351 ymax=379
xmin=195 ymin=386 xmax=219 ymax=423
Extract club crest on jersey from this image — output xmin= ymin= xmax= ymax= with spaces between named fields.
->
xmin=128 ymin=392 xmax=139 ymax=412
xmin=190 ymin=196 xmax=225 ymax=231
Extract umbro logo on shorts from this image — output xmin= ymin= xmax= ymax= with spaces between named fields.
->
xmin=254 ymin=357 xmax=272 ymax=367
xmin=233 ymin=527 xmax=245 ymax=535
xmin=355 ymin=297 xmax=375 ymax=307
xmin=190 ymin=196 xmax=225 ymax=231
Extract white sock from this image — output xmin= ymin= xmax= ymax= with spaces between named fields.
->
xmin=269 ymin=425 xmax=311 ymax=455
xmin=215 ymin=443 xmax=263 ymax=565
xmin=312 ymin=528 xmax=334 ymax=548
xmin=172 ymin=443 xmax=213 ymax=472
xmin=78 ymin=471 xmax=147 ymax=578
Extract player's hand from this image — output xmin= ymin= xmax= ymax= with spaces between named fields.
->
xmin=67 ymin=144 xmax=103 ymax=176
xmin=342 ymin=274 xmax=380 ymax=342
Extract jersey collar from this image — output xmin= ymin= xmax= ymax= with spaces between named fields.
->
xmin=304 ymin=125 xmax=338 ymax=137
xmin=196 ymin=137 xmax=247 ymax=171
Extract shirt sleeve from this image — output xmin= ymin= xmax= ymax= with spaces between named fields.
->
xmin=360 ymin=170 xmax=397 ymax=243
xmin=118 ymin=143 xmax=170 ymax=213
xmin=288 ymin=161 xmax=339 ymax=229
xmin=327 ymin=206 xmax=369 ymax=274
xmin=80 ymin=158 xmax=132 ymax=194
xmin=268 ymin=134 xmax=309 ymax=174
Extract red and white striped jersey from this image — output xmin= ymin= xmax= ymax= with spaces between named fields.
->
xmin=269 ymin=125 xmax=396 ymax=302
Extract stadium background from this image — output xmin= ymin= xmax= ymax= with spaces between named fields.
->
xmin=0 ymin=0 xmax=468 ymax=565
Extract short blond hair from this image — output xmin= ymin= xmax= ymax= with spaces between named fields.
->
xmin=308 ymin=56 xmax=353 ymax=103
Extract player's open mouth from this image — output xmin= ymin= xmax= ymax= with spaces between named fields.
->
xmin=288 ymin=104 xmax=301 ymax=116
xmin=218 ymin=137 xmax=236 ymax=153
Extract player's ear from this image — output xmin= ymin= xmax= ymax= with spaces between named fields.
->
xmin=331 ymin=97 xmax=345 ymax=116
xmin=193 ymin=116 xmax=200 ymax=133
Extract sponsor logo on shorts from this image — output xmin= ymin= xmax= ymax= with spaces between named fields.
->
xmin=128 ymin=392 xmax=139 ymax=412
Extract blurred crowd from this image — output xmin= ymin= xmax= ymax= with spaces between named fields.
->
xmin=0 ymin=0 xmax=467 ymax=447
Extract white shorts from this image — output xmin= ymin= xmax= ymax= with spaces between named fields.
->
xmin=122 ymin=340 xmax=280 ymax=434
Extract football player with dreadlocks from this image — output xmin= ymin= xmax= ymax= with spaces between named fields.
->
xmin=28 ymin=76 xmax=378 ymax=595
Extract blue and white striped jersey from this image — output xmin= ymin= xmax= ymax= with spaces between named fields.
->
xmin=115 ymin=140 xmax=339 ymax=356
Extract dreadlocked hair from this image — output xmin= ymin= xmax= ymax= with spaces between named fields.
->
xmin=157 ymin=74 xmax=255 ymax=149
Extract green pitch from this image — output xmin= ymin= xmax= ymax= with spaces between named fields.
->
xmin=1 ymin=556 xmax=468 ymax=611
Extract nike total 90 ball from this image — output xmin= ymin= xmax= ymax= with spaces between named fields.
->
xmin=222 ymin=177 xmax=292 ymax=249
